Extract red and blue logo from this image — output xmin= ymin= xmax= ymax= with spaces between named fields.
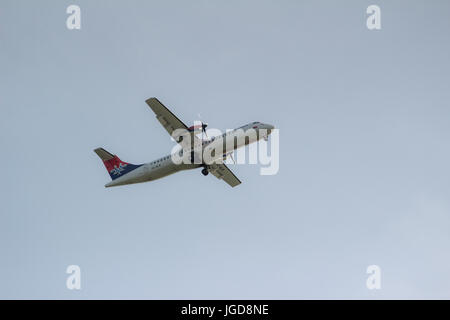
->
xmin=103 ymin=156 xmax=142 ymax=180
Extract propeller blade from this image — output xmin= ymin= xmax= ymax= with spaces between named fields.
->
xmin=202 ymin=123 xmax=208 ymax=138
xmin=230 ymin=152 xmax=236 ymax=164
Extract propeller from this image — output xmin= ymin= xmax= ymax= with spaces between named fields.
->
xmin=197 ymin=113 xmax=209 ymax=139
xmin=223 ymin=152 xmax=236 ymax=164
xmin=229 ymin=152 xmax=236 ymax=164
xmin=201 ymin=122 xmax=208 ymax=139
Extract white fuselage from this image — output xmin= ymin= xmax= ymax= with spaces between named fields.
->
xmin=105 ymin=122 xmax=273 ymax=187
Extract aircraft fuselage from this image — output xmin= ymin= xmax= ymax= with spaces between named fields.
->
xmin=104 ymin=122 xmax=273 ymax=187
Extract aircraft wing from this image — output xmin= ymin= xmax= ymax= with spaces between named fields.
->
xmin=145 ymin=98 xmax=201 ymax=149
xmin=209 ymin=163 xmax=242 ymax=187
xmin=145 ymin=97 xmax=188 ymax=136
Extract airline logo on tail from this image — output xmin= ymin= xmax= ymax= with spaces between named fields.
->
xmin=110 ymin=162 xmax=127 ymax=176
xmin=103 ymin=156 xmax=142 ymax=180
xmin=94 ymin=148 xmax=142 ymax=180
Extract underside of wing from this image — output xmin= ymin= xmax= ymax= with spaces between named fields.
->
xmin=145 ymin=98 xmax=188 ymax=136
xmin=145 ymin=97 xmax=201 ymax=149
xmin=209 ymin=163 xmax=242 ymax=187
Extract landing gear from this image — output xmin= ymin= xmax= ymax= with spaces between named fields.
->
xmin=201 ymin=168 xmax=209 ymax=176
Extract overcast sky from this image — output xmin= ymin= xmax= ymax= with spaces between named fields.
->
xmin=1 ymin=0 xmax=450 ymax=299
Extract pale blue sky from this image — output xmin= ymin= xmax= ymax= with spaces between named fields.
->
xmin=1 ymin=0 xmax=450 ymax=299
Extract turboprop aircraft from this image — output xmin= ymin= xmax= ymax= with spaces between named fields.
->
xmin=94 ymin=98 xmax=274 ymax=187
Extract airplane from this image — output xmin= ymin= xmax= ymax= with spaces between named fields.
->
xmin=94 ymin=98 xmax=274 ymax=188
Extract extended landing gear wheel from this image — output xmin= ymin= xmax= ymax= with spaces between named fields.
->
xmin=201 ymin=168 xmax=209 ymax=176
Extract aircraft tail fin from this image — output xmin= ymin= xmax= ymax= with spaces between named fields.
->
xmin=94 ymin=148 xmax=142 ymax=180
